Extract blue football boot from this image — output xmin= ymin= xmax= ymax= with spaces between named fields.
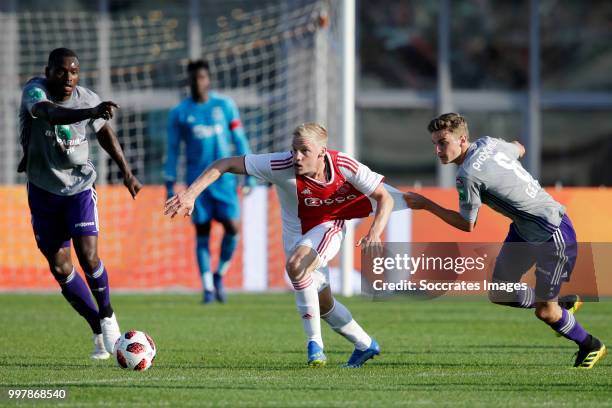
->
xmin=344 ymin=339 xmax=380 ymax=368
xmin=202 ymin=290 xmax=214 ymax=304
xmin=307 ymin=341 xmax=327 ymax=367
xmin=213 ymin=273 xmax=227 ymax=303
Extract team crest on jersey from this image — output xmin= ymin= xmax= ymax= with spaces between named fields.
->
xmin=212 ymin=107 xmax=225 ymax=122
xmin=301 ymin=188 xmax=312 ymax=195
xmin=187 ymin=115 xmax=196 ymax=124
xmin=56 ymin=124 xmax=72 ymax=141
xmin=47 ymin=124 xmax=84 ymax=155
xmin=27 ymin=87 xmax=45 ymax=103
xmin=337 ymin=184 xmax=351 ymax=194
xmin=456 ymin=178 xmax=466 ymax=201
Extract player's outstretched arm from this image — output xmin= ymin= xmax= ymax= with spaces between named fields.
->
xmin=164 ymin=156 xmax=247 ymax=218
xmin=404 ymin=192 xmax=475 ymax=232
xmin=357 ymin=183 xmax=394 ymax=253
xmin=96 ymin=123 xmax=142 ymax=199
xmin=32 ymin=100 xmax=119 ymax=126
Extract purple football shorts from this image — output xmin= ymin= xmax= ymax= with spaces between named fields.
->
xmin=27 ymin=182 xmax=99 ymax=254
xmin=493 ymin=214 xmax=577 ymax=300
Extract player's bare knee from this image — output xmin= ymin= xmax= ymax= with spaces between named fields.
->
xmin=319 ymin=301 xmax=333 ymax=315
xmin=318 ymin=291 xmax=334 ymax=315
xmin=82 ymin=256 xmax=101 ymax=273
xmin=73 ymin=236 xmax=100 ymax=272
xmin=77 ymin=249 xmax=100 ymax=273
xmin=49 ymin=261 xmax=73 ymax=280
xmin=285 ymin=258 xmax=307 ymax=282
xmin=534 ymin=307 xmax=550 ymax=322
xmin=45 ymin=249 xmax=72 ymax=279
xmin=534 ymin=304 xmax=560 ymax=323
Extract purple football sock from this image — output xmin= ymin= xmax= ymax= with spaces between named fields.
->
xmin=83 ymin=261 xmax=113 ymax=318
xmin=489 ymin=286 xmax=535 ymax=308
xmin=515 ymin=286 xmax=536 ymax=308
xmin=549 ymin=308 xmax=589 ymax=345
xmin=57 ymin=269 xmax=101 ymax=334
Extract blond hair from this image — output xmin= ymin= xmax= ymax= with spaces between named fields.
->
xmin=293 ymin=122 xmax=328 ymax=147
xmin=427 ymin=113 xmax=469 ymax=139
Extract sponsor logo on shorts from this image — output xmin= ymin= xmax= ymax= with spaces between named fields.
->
xmin=75 ymin=221 xmax=95 ymax=228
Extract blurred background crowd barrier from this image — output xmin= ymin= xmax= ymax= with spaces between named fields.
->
xmin=1 ymin=0 xmax=610 ymax=293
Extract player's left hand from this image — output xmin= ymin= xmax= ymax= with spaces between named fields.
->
xmin=164 ymin=190 xmax=195 ymax=219
xmin=404 ymin=192 xmax=429 ymax=210
xmin=357 ymin=233 xmax=383 ymax=258
xmin=124 ymin=173 xmax=142 ymax=199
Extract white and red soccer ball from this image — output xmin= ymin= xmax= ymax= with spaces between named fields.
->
xmin=114 ymin=330 xmax=156 ymax=371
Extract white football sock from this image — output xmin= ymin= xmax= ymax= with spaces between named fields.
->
xmin=322 ymin=299 xmax=371 ymax=351
xmin=201 ymin=271 xmax=214 ymax=292
xmin=292 ymin=275 xmax=323 ymax=348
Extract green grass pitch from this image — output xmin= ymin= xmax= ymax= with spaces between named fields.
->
xmin=1 ymin=293 xmax=610 ymax=407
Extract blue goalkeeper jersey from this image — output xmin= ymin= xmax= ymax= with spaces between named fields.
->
xmin=164 ymin=92 xmax=250 ymax=201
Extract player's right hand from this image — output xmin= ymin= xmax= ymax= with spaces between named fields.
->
xmin=357 ymin=233 xmax=384 ymax=258
xmin=92 ymin=101 xmax=119 ymax=121
xmin=164 ymin=190 xmax=195 ymax=219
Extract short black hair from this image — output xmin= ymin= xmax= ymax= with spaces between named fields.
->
xmin=47 ymin=48 xmax=78 ymax=67
xmin=187 ymin=59 xmax=210 ymax=74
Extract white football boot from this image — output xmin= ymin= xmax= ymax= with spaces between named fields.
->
xmin=100 ymin=313 xmax=121 ymax=355
xmin=91 ymin=334 xmax=110 ymax=360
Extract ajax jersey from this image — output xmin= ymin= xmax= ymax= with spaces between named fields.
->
xmin=245 ymin=150 xmax=384 ymax=235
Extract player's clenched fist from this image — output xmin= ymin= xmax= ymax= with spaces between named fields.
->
xmin=403 ymin=192 xmax=429 ymax=210
xmin=92 ymin=101 xmax=119 ymax=120
xmin=164 ymin=191 xmax=195 ymax=218
xmin=123 ymin=173 xmax=142 ymax=199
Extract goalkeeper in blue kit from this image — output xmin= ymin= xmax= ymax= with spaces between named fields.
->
xmin=164 ymin=60 xmax=254 ymax=304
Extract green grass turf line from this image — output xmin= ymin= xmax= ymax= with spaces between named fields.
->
xmin=0 ymin=294 xmax=610 ymax=407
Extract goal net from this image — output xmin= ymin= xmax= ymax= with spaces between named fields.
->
xmin=0 ymin=0 xmax=344 ymax=291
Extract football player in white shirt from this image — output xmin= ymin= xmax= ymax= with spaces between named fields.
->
xmin=165 ymin=123 xmax=399 ymax=367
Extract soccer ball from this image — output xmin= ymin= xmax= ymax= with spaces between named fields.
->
xmin=114 ymin=330 xmax=156 ymax=371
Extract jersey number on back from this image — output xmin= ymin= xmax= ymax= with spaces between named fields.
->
xmin=493 ymin=152 xmax=540 ymax=199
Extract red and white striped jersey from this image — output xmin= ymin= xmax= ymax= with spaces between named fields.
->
xmin=245 ymin=150 xmax=384 ymax=235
